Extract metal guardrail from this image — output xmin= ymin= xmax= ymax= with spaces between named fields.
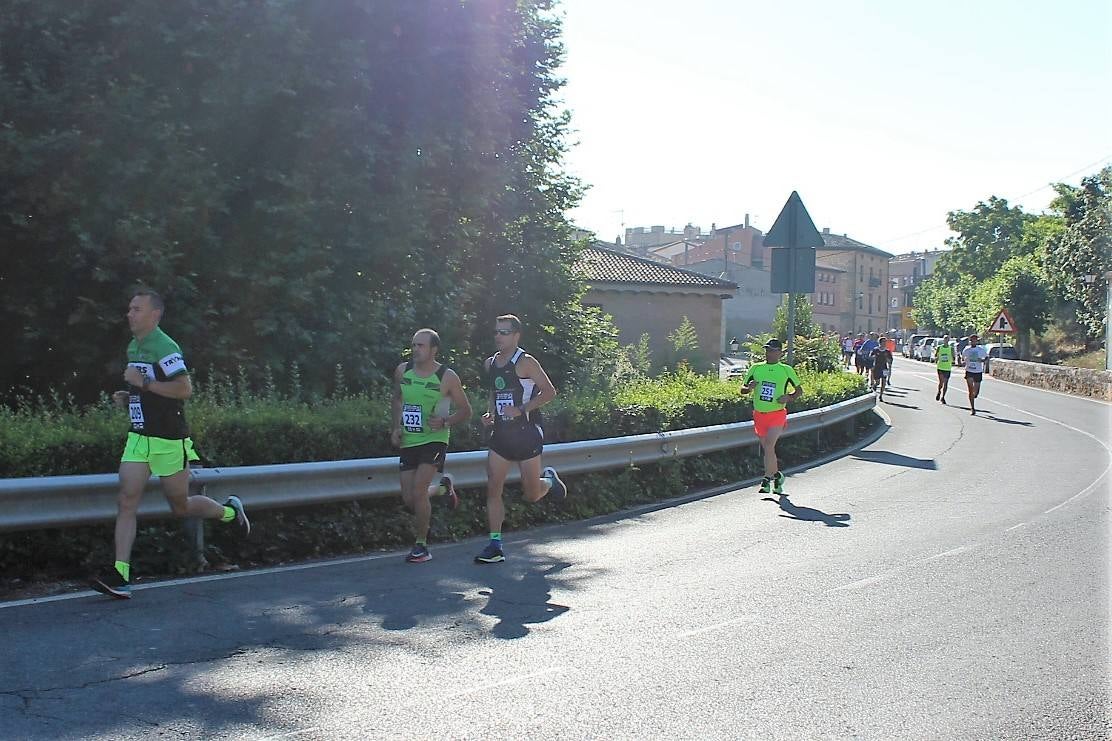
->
xmin=0 ymin=394 xmax=875 ymax=532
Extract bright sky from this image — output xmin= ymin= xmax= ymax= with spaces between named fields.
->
xmin=556 ymin=0 xmax=1112 ymax=254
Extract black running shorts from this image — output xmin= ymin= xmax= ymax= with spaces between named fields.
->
xmin=489 ymin=422 xmax=544 ymax=462
xmin=965 ymin=371 xmax=983 ymax=383
xmin=399 ymin=442 xmax=447 ymax=472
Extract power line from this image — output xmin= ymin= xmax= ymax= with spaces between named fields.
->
xmin=875 ymin=152 xmax=1112 ymax=248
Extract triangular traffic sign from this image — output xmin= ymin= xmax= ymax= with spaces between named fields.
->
xmin=986 ymin=309 xmax=1017 ymax=334
xmin=763 ymin=191 xmax=824 ymax=249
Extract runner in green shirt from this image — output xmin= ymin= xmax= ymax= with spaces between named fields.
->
xmin=391 ymin=328 xmax=472 ymax=563
xmin=740 ymin=338 xmax=803 ymax=496
xmin=91 ymin=290 xmax=250 ymax=600
xmin=933 ymin=334 xmax=954 ymax=404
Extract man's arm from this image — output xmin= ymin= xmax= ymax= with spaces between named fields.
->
xmin=516 ymin=355 xmax=556 ymax=416
xmin=123 ymin=365 xmax=192 ymax=400
xmin=430 ymin=371 xmax=473 ymax=430
xmin=390 ymin=363 xmax=405 ymax=447
xmin=780 ymin=369 xmax=803 ymax=404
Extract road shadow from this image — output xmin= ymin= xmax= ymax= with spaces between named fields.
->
xmin=850 ymin=450 xmax=938 ymax=470
xmin=477 ymin=561 xmax=572 ymax=639
xmin=978 ymin=413 xmax=1034 ymax=426
xmin=880 ymin=399 xmax=920 ymax=409
xmin=0 ymin=541 xmax=588 ymax=739
xmin=762 ymin=495 xmax=851 ymax=528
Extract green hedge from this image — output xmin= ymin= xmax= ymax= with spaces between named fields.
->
xmin=0 ymin=369 xmax=866 ymax=477
xmin=1 ymin=411 xmax=879 ymax=594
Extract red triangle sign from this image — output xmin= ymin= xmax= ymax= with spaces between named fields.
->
xmin=986 ymin=309 xmax=1017 ymax=334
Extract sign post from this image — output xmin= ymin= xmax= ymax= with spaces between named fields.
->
xmin=766 ymin=191 xmax=822 ymax=365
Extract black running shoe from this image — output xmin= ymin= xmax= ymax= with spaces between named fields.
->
xmin=90 ymin=567 xmax=131 ymax=599
xmin=223 ymin=495 xmax=251 ymax=537
xmin=758 ymin=477 xmax=772 ymax=494
xmin=543 ymin=466 xmax=568 ymax=502
xmin=405 ymin=544 xmax=431 ymax=563
xmin=474 ymin=542 xmax=505 ymax=563
xmin=439 ymin=473 xmax=459 ymax=511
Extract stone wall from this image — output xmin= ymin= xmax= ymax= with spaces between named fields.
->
xmin=989 ymin=359 xmax=1112 ymax=401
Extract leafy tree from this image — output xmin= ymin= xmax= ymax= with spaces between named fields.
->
xmin=664 ymin=316 xmax=704 ymax=370
xmin=912 ymin=274 xmax=978 ymax=333
xmin=935 ymin=197 xmax=1039 ymax=284
xmin=1044 ymin=167 xmax=1111 ymax=340
xmin=0 ymin=0 xmax=593 ymax=403
xmin=772 ymin=295 xmax=820 ymax=340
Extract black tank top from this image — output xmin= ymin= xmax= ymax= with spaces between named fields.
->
xmin=485 ymin=348 xmax=540 ymax=428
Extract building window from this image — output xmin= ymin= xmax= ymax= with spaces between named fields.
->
xmin=859 ymin=265 xmax=864 ymax=281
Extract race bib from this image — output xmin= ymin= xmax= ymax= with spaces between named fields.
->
xmin=759 ymin=381 xmax=777 ymax=403
xmin=402 ymin=403 xmax=423 ymax=433
xmin=129 ymin=393 xmax=145 ymax=429
xmin=966 ymin=360 xmax=984 ymax=373
xmin=495 ymin=391 xmax=515 ymax=419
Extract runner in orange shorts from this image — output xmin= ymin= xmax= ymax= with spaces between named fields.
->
xmin=740 ymin=338 xmax=803 ymax=496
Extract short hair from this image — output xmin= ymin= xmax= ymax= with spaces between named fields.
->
xmin=133 ymin=289 xmax=164 ymax=313
xmin=496 ymin=314 xmax=522 ymax=333
xmin=414 ymin=328 xmax=440 ymax=350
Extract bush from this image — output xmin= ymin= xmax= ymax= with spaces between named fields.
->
xmin=1 ymin=369 xmax=867 ymax=477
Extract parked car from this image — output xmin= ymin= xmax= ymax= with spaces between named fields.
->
xmin=982 ymin=343 xmax=1019 ymax=371
xmin=915 ymin=337 xmax=940 ymax=361
xmin=904 ymin=334 xmax=927 ymax=358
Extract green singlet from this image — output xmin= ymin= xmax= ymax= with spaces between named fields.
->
xmin=743 ymin=361 xmax=802 ymax=413
xmin=399 ymin=362 xmax=450 ymax=448
xmin=935 ymin=345 xmax=954 ymax=372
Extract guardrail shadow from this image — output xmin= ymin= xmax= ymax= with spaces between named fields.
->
xmin=762 ymin=495 xmax=851 ymax=527
xmin=850 ymin=450 xmax=938 ymax=470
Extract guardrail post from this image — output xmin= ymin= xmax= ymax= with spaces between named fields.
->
xmin=185 ymin=466 xmax=208 ymax=572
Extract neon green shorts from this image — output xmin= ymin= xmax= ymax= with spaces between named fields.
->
xmin=120 ymin=433 xmax=200 ymax=477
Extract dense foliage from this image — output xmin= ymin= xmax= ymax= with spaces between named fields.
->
xmin=0 ymin=0 xmax=603 ymax=403
xmin=1044 ymin=168 xmax=1112 ymax=339
xmin=912 ymin=170 xmax=1109 ymax=353
xmin=0 ymin=368 xmax=867 ymax=477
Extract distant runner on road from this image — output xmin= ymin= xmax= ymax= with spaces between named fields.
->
xmin=870 ymin=335 xmax=893 ymax=400
xmin=91 ymin=290 xmax=249 ymax=600
xmin=934 ymin=334 xmax=954 ymax=404
xmin=961 ymin=334 xmax=988 ymax=415
xmin=740 ymin=338 xmax=803 ymax=497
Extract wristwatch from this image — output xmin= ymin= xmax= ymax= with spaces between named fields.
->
xmin=142 ymin=376 xmax=152 ymax=389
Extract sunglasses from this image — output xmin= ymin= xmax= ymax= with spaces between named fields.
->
xmin=494 ymin=329 xmax=515 ymax=336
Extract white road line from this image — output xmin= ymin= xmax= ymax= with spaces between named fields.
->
xmin=1005 ymin=523 xmax=1026 ymax=532
xmin=676 ymin=614 xmax=759 ymax=638
xmin=923 ymin=545 xmax=975 ymax=562
xmin=831 ymin=545 xmax=980 ymax=592
xmin=975 ymin=395 xmax=1112 ymax=514
xmin=0 ymin=550 xmax=403 ymax=610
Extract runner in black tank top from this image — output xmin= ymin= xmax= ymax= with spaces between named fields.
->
xmin=475 ymin=314 xmax=569 ymax=564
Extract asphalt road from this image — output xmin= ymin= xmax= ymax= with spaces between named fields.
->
xmin=2 ymin=360 xmax=1109 ymax=740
